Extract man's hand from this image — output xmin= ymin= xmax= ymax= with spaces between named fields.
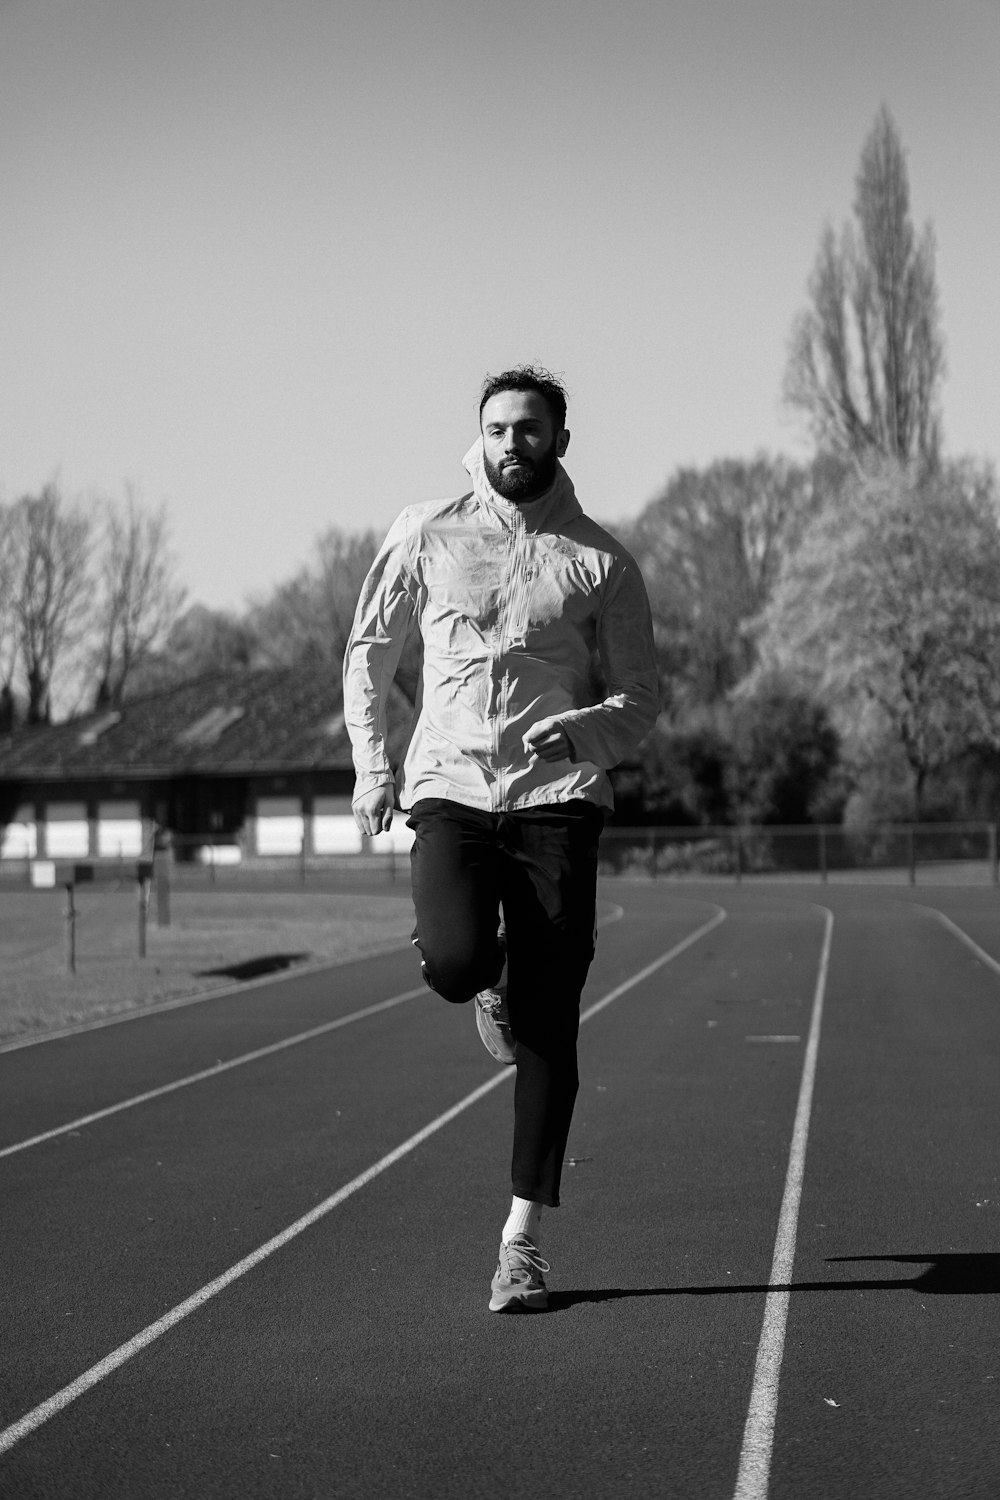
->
xmin=523 ymin=718 xmax=572 ymax=764
xmin=352 ymin=785 xmax=395 ymax=836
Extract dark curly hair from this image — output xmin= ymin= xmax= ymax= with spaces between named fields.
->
xmin=479 ymin=365 xmax=568 ymax=432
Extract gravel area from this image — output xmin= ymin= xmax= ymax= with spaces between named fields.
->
xmin=0 ymin=887 xmax=416 ymax=1042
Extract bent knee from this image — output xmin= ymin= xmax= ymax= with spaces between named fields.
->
xmin=420 ymin=948 xmax=487 ymax=1005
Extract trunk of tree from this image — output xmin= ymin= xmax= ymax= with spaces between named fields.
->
xmin=26 ymin=665 xmax=50 ymax=725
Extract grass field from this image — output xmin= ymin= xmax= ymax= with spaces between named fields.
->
xmin=0 ymin=885 xmax=416 ymax=1042
xmin=4 ymin=857 xmax=994 ymax=1044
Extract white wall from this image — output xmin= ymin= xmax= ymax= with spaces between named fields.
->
xmin=97 ymin=800 xmax=143 ymax=858
xmin=0 ymin=806 xmax=37 ymax=859
xmin=45 ymin=802 xmax=89 ymax=858
xmin=255 ymin=795 xmax=305 ymax=855
xmin=312 ymin=795 xmax=362 ymax=854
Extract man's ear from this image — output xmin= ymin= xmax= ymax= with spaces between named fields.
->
xmin=557 ymin=428 xmax=570 ymax=457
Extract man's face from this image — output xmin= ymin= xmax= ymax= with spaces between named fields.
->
xmin=480 ymin=389 xmax=568 ymax=503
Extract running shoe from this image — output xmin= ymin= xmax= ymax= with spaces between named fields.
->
xmin=475 ymin=985 xmax=515 ymax=1065
xmin=489 ymin=1235 xmax=550 ymax=1313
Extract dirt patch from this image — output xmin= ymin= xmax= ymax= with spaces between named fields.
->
xmin=0 ymin=888 xmax=416 ymax=1042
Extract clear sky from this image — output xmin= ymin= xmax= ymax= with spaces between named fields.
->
xmin=2 ymin=0 xmax=997 ymax=610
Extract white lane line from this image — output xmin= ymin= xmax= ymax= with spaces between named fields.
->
xmin=732 ymin=905 xmax=834 ymax=1500
xmin=917 ymin=905 xmax=1000 ymax=978
xmin=0 ymin=901 xmax=627 ymax=1058
xmin=0 ymin=904 xmax=627 ymax=1161
xmin=0 ymin=904 xmax=724 ymax=1458
xmin=0 ymin=944 xmax=415 ymax=1054
xmin=580 ymin=905 xmax=725 ymax=1025
xmin=0 ymin=989 xmax=426 ymax=1161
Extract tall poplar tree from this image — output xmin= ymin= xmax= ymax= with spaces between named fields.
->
xmin=785 ymin=106 xmax=945 ymax=469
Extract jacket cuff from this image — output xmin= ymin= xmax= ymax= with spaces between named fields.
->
xmin=352 ymin=773 xmax=395 ymax=805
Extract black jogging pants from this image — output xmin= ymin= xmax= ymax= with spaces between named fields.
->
xmin=407 ymin=797 xmax=603 ymax=1208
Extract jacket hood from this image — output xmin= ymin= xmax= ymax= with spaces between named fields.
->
xmin=462 ymin=438 xmax=582 ymax=532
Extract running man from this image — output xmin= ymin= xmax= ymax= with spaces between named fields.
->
xmin=344 ymin=365 xmax=658 ymax=1311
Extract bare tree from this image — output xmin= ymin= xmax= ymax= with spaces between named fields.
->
xmin=124 ymin=604 xmax=260 ymax=698
xmin=249 ymin=527 xmax=379 ymax=670
xmin=0 ymin=504 xmax=17 ymax=730
xmin=4 ymin=485 xmax=93 ymax=723
xmin=785 ymin=106 xmax=945 ymax=469
xmin=621 ymin=455 xmax=824 ymax=706
xmin=91 ymin=489 xmax=187 ymax=708
xmin=249 ymin=524 xmax=428 ymax=711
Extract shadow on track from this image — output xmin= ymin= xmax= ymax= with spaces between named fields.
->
xmin=196 ymin=951 xmax=310 ymax=981
xmin=547 ymin=1253 xmax=1000 ymax=1310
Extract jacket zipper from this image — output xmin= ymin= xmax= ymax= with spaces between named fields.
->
xmin=492 ymin=513 xmax=524 ymax=810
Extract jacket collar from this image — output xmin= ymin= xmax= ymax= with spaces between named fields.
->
xmin=462 ymin=438 xmax=582 ymax=534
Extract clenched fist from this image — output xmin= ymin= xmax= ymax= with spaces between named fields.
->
xmin=352 ymin=785 xmax=395 ymax=836
xmin=523 ymin=718 xmax=572 ymax=764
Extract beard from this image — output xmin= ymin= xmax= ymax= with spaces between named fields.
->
xmin=483 ymin=442 xmax=560 ymax=503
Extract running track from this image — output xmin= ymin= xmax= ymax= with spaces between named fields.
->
xmin=1 ymin=881 xmax=998 ymax=1499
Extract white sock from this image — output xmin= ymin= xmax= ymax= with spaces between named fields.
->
xmin=502 ymin=1196 xmax=543 ymax=1245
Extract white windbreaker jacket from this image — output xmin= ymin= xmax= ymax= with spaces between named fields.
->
xmin=343 ymin=440 xmax=659 ymax=813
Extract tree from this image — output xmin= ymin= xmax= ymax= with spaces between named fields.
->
xmin=754 ymin=458 xmax=1000 ymax=815
xmin=628 ymin=680 xmax=840 ymax=828
xmin=0 ymin=503 xmax=17 ymax=710
xmin=90 ymin=489 xmax=186 ymax=708
xmin=785 ymin=106 xmax=944 ymax=469
xmin=249 ymin=527 xmax=378 ymax=669
xmin=632 ymin=713 xmax=735 ymax=826
xmin=249 ymin=526 xmax=422 ymax=706
xmin=124 ymin=604 xmax=260 ymax=698
xmin=2 ymin=485 xmax=93 ymax=723
xmin=621 ymin=456 xmax=823 ymax=707
xmin=727 ymin=678 xmax=840 ymax=825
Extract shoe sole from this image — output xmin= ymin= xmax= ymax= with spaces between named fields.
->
xmin=474 ymin=1004 xmax=516 ymax=1065
xmin=488 ymin=1289 xmax=549 ymax=1313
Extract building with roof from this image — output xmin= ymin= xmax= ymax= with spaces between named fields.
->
xmin=0 ymin=669 xmax=415 ymax=871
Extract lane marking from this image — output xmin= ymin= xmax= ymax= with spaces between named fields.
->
xmin=0 ymin=944 xmax=415 ymax=1054
xmin=917 ymin=905 xmax=1000 ymax=979
xmin=732 ymin=905 xmax=834 ymax=1500
xmin=0 ymin=989 xmax=427 ymax=1161
xmin=745 ymin=1035 xmax=801 ymax=1043
xmin=0 ymin=902 xmax=625 ymax=1058
xmin=0 ymin=903 xmax=627 ymax=1161
xmin=580 ymin=905 xmax=725 ymax=1025
xmin=0 ymin=904 xmax=724 ymax=1458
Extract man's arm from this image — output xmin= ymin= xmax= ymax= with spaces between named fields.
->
xmin=529 ymin=553 xmax=659 ymax=768
xmin=342 ymin=510 xmax=418 ymax=832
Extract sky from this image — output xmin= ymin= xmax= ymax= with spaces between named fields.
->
xmin=1 ymin=0 xmax=998 ymax=611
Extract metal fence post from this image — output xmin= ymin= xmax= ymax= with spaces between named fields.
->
xmin=137 ymin=874 xmax=150 ymax=958
xmin=64 ymin=881 xmax=76 ymax=974
xmin=156 ymin=858 xmax=171 ymax=927
xmin=819 ymin=826 xmax=828 ymax=884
